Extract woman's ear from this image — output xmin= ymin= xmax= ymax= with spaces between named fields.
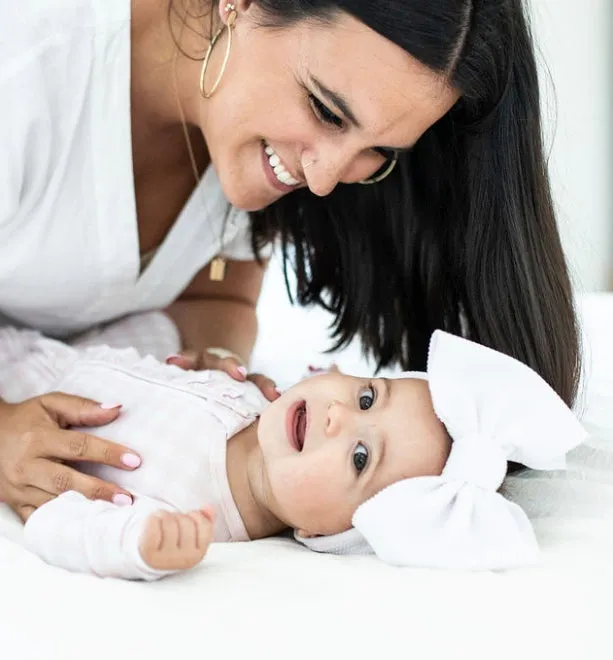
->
xmin=218 ymin=0 xmax=254 ymax=23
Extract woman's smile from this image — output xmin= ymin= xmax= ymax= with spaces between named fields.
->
xmin=260 ymin=140 xmax=302 ymax=194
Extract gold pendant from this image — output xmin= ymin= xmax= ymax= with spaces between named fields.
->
xmin=209 ymin=256 xmax=227 ymax=281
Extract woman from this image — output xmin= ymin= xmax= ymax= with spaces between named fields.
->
xmin=0 ymin=0 xmax=580 ymax=521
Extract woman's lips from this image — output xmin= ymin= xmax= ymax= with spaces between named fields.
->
xmin=285 ymin=400 xmax=307 ymax=452
xmin=260 ymin=142 xmax=300 ymax=194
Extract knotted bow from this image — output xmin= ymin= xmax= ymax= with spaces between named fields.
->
xmin=297 ymin=331 xmax=586 ymax=570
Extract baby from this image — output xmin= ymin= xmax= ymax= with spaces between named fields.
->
xmin=0 ymin=326 xmax=585 ymax=579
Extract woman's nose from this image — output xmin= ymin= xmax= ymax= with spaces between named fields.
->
xmin=303 ymin=153 xmax=341 ymax=197
xmin=302 ymin=145 xmax=384 ymax=196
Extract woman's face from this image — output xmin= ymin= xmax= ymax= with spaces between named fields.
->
xmin=199 ymin=1 xmax=460 ymax=211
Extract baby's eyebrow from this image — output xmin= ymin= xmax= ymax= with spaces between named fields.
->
xmin=381 ymin=377 xmax=392 ymax=406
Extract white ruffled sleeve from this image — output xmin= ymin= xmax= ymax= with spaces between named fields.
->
xmin=23 ymin=491 xmax=179 ymax=581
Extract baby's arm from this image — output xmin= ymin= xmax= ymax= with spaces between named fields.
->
xmin=23 ymin=492 xmax=215 ymax=581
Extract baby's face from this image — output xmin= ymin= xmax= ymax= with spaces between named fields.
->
xmin=256 ymin=373 xmax=451 ymax=537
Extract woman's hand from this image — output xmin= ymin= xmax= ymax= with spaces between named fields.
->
xmin=165 ymin=350 xmax=280 ymax=402
xmin=0 ymin=393 xmax=141 ymax=521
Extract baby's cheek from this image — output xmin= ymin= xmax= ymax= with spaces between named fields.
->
xmin=275 ymin=462 xmax=353 ymax=534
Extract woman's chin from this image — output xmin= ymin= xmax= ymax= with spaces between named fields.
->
xmin=218 ymin=175 xmax=279 ymax=213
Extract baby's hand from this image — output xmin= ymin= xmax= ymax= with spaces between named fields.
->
xmin=139 ymin=507 xmax=215 ymax=571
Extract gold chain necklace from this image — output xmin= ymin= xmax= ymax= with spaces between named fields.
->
xmin=172 ymin=49 xmax=228 ymax=282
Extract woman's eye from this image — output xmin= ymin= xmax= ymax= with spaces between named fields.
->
xmin=353 ymin=443 xmax=369 ymax=474
xmin=309 ymin=94 xmax=344 ymax=129
xmin=358 ymin=384 xmax=376 ymax=411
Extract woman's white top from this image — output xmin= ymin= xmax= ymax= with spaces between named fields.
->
xmin=0 ymin=0 xmax=256 ymax=337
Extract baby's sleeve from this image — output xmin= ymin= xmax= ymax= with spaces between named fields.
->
xmin=23 ymin=492 xmax=179 ymax=581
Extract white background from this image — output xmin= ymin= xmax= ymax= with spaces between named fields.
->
xmin=532 ymin=0 xmax=612 ymax=292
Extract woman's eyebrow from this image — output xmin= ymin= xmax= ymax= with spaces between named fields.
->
xmin=309 ymin=76 xmax=416 ymax=153
xmin=309 ymin=75 xmax=362 ymax=128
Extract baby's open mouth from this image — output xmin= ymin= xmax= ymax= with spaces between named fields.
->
xmin=293 ymin=402 xmax=307 ymax=452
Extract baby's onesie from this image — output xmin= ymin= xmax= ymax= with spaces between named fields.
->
xmin=0 ymin=327 xmax=269 ymax=579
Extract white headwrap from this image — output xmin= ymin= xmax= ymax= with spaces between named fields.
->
xmin=296 ymin=330 xmax=586 ymax=570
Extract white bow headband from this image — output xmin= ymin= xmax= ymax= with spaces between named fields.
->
xmin=297 ymin=330 xmax=586 ymax=570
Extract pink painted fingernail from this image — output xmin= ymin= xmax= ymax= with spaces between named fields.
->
xmin=237 ymin=366 xmax=248 ymax=376
xmin=100 ymin=402 xmax=122 ymax=410
xmin=165 ymin=354 xmax=183 ymax=363
xmin=121 ymin=453 xmax=141 ymax=468
xmin=112 ymin=494 xmax=132 ymax=507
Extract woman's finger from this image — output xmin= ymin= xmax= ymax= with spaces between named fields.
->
xmin=38 ymin=391 xmax=123 ymax=429
xmin=16 ymin=504 xmax=36 ymax=523
xmin=166 ymin=351 xmax=248 ymax=381
xmin=29 ymin=460 xmax=133 ymax=505
xmin=248 ymin=373 xmax=280 ymax=401
xmin=195 ymin=352 xmax=247 ymax=380
xmin=1 ymin=485 xmax=53 ymax=518
xmin=165 ymin=350 xmax=199 ymax=370
xmin=18 ymin=486 xmax=55 ymax=510
xmin=12 ymin=486 xmax=55 ymax=509
xmin=40 ymin=428 xmax=141 ymax=471
xmin=217 ymin=356 xmax=247 ymax=380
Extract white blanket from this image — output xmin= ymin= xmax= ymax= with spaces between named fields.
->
xmin=2 ymin=279 xmax=613 ymax=659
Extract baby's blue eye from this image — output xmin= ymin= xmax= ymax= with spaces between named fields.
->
xmin=353 ymin=443 xmax=369 ymax=473
xmin=359 ymin=385 xmax=375 ymax=411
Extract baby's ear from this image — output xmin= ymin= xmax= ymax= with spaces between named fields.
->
xmin=294 ymin=529 xmax=321 ymax=539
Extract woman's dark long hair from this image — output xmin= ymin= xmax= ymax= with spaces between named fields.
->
xmin=176 ymin=0 xmax=581 ymax=406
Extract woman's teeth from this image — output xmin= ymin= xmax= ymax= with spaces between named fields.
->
xmin=264 ymin=144 xmax=300 ymax=187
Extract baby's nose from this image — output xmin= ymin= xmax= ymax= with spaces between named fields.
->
xmin=325 ymin=400 xmax=352 ymax=437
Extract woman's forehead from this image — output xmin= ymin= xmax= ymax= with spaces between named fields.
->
xmin=291 ymin=15 xmax=458 ymax=145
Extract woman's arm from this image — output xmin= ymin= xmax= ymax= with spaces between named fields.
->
xmin=165 ymin=258 xmax=267 ymax=364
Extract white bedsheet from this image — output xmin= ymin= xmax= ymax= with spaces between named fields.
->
xmin=2 ymin=272 xmax=613 ymax=659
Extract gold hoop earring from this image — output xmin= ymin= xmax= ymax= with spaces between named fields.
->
xmin=359 ymin=156 xmax=397 ymax=185
xmin=199 ymin=4 xmax=237 ymax=99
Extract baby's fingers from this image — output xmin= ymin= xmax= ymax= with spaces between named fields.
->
xmin=188 ymin=508 xmax=215 ymax=550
